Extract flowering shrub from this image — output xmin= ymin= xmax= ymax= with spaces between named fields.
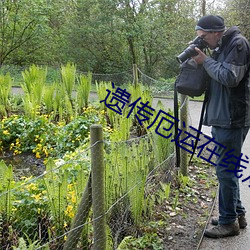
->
xmin=8 ymin=154 xmax=90 ymax=244
xmin=0 ymin=105 xmax=103 ymax=158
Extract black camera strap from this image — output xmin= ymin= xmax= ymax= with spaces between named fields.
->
xmin=188 ymin=90 xmax=208 ymax=165
xmin=174 ymin=83 xmax=180 ymax=168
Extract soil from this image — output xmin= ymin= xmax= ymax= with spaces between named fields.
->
xmin=159 ymin=162 xmax=217 ymax=250
xmin=148 ymin=133 xmax=218 ymax=250
xmin=0 ymin=152 xmax=45 ymax=180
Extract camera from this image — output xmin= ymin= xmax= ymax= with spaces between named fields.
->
xmin=176 ymin=36 xmax=208 ymax=64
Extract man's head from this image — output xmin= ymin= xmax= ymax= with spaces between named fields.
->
xmin=195 ymin=15 xmax=225 ymax=49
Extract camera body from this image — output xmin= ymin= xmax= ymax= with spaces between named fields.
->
xmin=176 ymin=36 xmax=208 ymax=64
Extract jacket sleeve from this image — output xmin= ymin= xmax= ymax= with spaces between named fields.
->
xmin=203 ymin=37 xmax=250 ymax=87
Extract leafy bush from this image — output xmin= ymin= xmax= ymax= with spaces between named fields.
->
xmin=0 ymin=106 xmax=101 ymax=158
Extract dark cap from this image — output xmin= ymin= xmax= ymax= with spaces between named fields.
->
xmin=195 ymin=15 xmax=225 ymax=32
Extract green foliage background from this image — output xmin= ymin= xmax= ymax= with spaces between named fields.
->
xmin=0 ymin=0 xmax=249 ymax=79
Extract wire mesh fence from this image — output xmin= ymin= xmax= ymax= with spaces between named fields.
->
xmin=2 ymin=64 xmax=174 ymax=97
xmin=0 ymin=122 xmax=177 ymax=249
xmin=0 ymin=64 xmax=193 ymax=249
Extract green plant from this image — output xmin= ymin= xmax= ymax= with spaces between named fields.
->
xmin=178 ymin=173 xmax=191 ymax=189
xmin=117 ymin=233 xmax=163 ymax=250
xmin=128 ymin=83 xmax=154 ymax=130
xmin=12 ymin=176 xmax=49 ymax=241
xmin=105 ymin=136 xmax=154 ymax=238
xmin=148 ymin=100 xmax=175 ymax=164
xmin=42 ymin=157 xmax=90 ymax=235
xmin=76 ymin=72 xmax=92 ymax=110
xmin=43 ymin=159 xmax=69 ymax=224
xmin=0 ymin=161 xmax=15 ymax=222
xmin=0 ymin=109 xmax=102 ymax=158
xmin=159 ymin=182 xmax=171 ymax=201
xmin=96 ymin=81 xmax=113 ymax=111
xmin=172 ymin=190 xmax=180 ymax=210
xmin=13 ymin=233 xmax=49 ymax=250
xmin=43 ymin=84 xmax=56 ymax=114
xmin=21 ymin=65 xmax=47 ymax=118
xmin=0 ymin=73 xmax=12 ymax=116
xmin=0 ymin=115 xmax=57 ymax=157
xmin=60 ymin=62 xmax=76 ymax=102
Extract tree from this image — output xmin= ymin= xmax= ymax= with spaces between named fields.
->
xmin=0 ymin=0 xmax=50 ymax=65
xmin=220 ymin=0 xmax=250 ymax=39
xmin=0 ymin=0 xmax=231 ymax=79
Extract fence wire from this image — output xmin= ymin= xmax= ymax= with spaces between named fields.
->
xmin=0 ymin=126 xmax=177 ymax=249
xmin=137 ymin=67 xmax=175 ymax=96
xmin=0 ymin=65 xmax=194 ymax=249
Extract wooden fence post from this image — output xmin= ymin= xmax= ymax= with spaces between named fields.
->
xmin=91 ymin=124 xmax=106 ymax=250
xmin=63 ymin=175 xmax=92 ymax=250
xmin=180 ymin=94 xmax=188 ymax=176
xmin=133 ymin=64 xmax=138 ymax=86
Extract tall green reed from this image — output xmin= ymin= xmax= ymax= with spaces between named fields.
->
xmin=43 ymin=84 xmax=56 ymax=114
xmin=21 ymin=65 xmax=47 ymax=118
xmin=96 ymin=81 xmax=113 ymax=110
xmin=60 ymin=63 xmax=76 ymax=102
xmin=148 ymin=100 xmax=175 ymax=164
xmin=105 ymin=137 xmax=153 ymax=225
xmin=0 ymin=73 xmax=12 ymax=116
xmin=43 ymin=159 xmax=68 ymax=233
xmin=0 ymin=161 xmax=14 ymax=222
xmin=76 ymin=72 xmax=92 ymax=112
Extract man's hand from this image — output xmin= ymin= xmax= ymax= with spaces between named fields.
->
xmin=192 ymin=47 xmax=207 ymax=64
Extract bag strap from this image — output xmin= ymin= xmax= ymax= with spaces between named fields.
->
xmin=174 ymin=48 xmax=211 ymax=167
xmin=174 ymin=82 xmax=208 ymax=167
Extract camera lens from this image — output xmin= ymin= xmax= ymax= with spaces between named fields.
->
xmin=176 ymin=44 xmax=198 ymax=63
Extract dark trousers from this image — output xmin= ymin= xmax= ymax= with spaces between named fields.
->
xmin=211 ymin=126 xmax=249 ymax=225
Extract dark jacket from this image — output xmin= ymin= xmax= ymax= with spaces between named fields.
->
xmin=203 ymin=26 xmax=250 ymax=128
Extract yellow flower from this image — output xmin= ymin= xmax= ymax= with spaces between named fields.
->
xmin=14 ymin=149 xmax=22 ymax=155
xmin=12 ymin=207 xmax=17 ymax=212
xmin=36 ymin=152 xmax=41 ymax=159
xmin=65 ymin=205 xmax=74 ymax=218
xmin=32 ymin=193 xmax=42 ymax=201
xmin=26 ymin=183 xmax=37 ymax=191
xmin=3 ymin=130 xmax=9 ymax=135
xmin=71 ymin=195 xmax=76 ymax=204
xmin=43 ymin=147 xmax=49 ymax=157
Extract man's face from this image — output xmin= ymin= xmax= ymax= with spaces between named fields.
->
xmin=196 ymin=30 xmax=222 ymax=49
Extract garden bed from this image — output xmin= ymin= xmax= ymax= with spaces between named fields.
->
xmin=0 ymin=152 xmax=45 ymax=180
xmin=1 ymin=152 xmax=217 ymax=250
xmin=115 ymin=157 xmax=218 ymax=250
xmin=0 ymin=65 xmax=218 ymax=249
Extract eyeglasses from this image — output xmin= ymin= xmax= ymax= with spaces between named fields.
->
xmin=199 ymin=32 xmax=214 ymax=40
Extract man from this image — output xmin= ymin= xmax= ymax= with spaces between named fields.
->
xmin=192 ymin=15 xmax=250 ymax=238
